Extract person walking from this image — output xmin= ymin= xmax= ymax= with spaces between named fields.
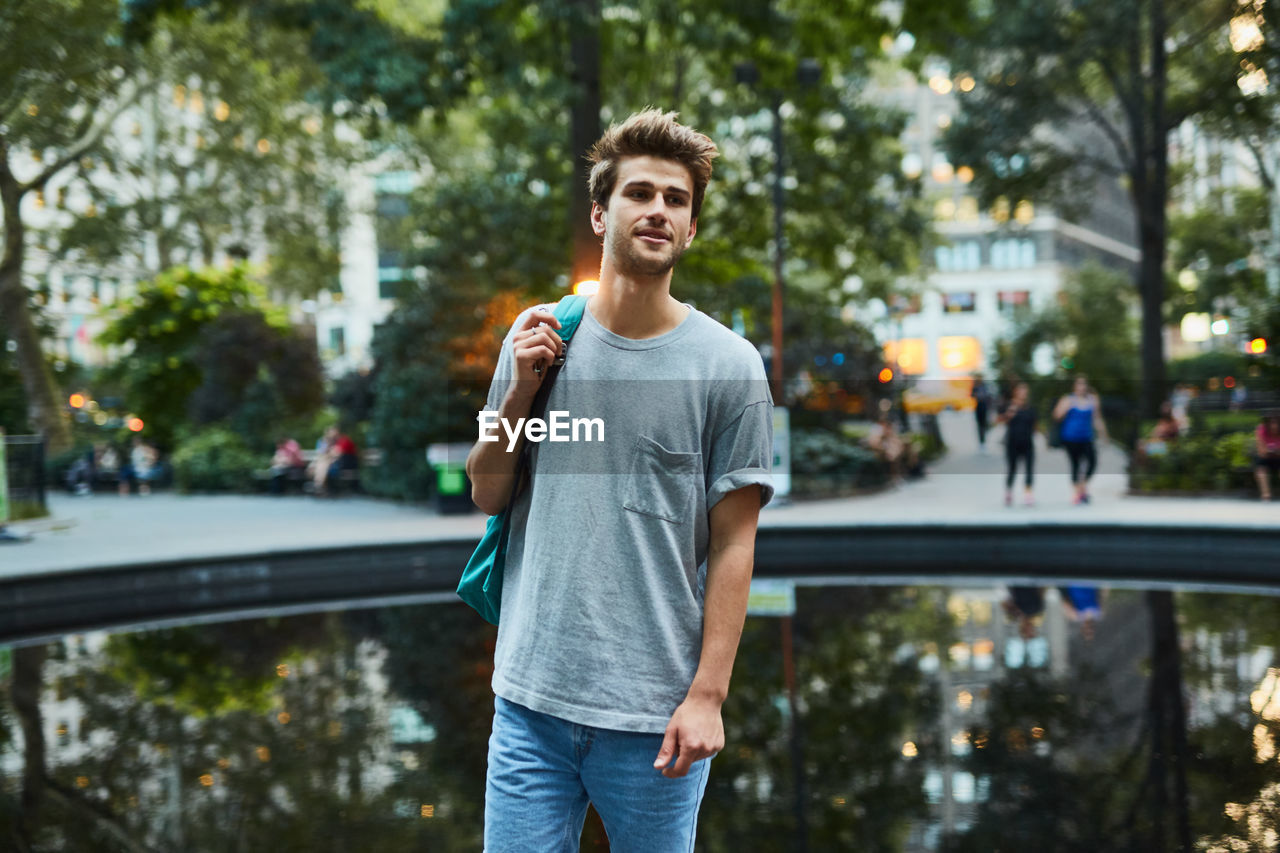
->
xmin=971 ymin=373 xmax=992 ymax=452
xmin=997 ymin=381 xmax=1036 ymax=506
xmin=1053 ymin=376 xmax=1108 ymax=505
xmin=466 ymin=110 xmax=773 ymax=851
xmin=1254 ymin=411 xmax=1280 ymax=501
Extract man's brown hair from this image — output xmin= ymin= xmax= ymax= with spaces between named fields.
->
xmin=586 ymin=108 xmax=719 ymax=220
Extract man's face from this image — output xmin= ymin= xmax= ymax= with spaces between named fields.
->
xmin=592 ymin=155 xmax=698 ymax=277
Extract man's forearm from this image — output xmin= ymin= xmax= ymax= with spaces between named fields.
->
xmin=466 ymin=383 xmax=538 ymax=514
xmin=686 ymin=540 xmax=755 ymax=704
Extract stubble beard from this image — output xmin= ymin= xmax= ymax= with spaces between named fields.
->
xmin=607 ymin=224 xmax=686 ymax=278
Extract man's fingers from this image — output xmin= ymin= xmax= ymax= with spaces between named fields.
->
xmin=663 ymin=747 xmax=696 ymax=779
xmin=518 ymin=309 xmax=561 ymax=332
xmin=516 ymin=327 xmax=563 ymax=355
xmin=654 ymin=728 xmax=677 ymax=770
xmin=515 ymin=346 xmax=557 ymax=375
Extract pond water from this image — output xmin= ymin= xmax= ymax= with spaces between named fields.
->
xmin=1 ymin=582 xmax=1278 ymax=851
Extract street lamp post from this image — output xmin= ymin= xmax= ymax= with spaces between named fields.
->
xmin=735 ymin=59 xmax=821 ymax=403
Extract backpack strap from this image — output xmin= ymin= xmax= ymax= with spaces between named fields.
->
xmin=551 ymin=294 xmax=588 ymax=364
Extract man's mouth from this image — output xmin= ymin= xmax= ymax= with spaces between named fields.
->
xmin=635 ymin=228 xmax=671 ymax=245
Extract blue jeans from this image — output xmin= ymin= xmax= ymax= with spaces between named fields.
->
xmin=484 ymin=696 xmax=711 ymax=852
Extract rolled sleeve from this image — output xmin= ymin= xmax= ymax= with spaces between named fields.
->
xmin=706 ymin=400 xmax=774 ymax=510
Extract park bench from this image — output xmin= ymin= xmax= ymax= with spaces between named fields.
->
xmin=254 ymin=448 xmax=384 ymax=494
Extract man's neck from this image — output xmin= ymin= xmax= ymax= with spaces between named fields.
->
xmin=590 ymin=267 xmax=690 ymax=340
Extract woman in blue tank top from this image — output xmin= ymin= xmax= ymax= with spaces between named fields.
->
xmin=1053 ymin=376 xmax=1108 ymax=504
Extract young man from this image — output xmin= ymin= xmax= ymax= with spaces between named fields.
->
xmin=466 ymin=109 xmax=774 ymax=850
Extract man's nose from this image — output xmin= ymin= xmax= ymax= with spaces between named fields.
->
xmin=642 ymin=199 xmax=669 ymax=221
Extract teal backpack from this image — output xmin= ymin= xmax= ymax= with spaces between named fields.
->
xmin=457 ymin=295 xmax=588 ymax=624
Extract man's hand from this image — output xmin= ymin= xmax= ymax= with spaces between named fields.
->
xmin=507 ymin=307 xmax=564 ymax=401
xmin=653 ymin=695 xmax=724 ymax=778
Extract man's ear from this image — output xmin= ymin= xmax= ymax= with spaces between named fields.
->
xmin=683 ymin=217 xmax=698 ymax=248
xmin=591 ymin=202 xmax=607 ymax=237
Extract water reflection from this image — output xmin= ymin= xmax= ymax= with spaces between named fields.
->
xmin=1 ymin=583 xmax=1278 ymax=851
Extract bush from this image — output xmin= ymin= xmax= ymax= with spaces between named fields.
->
xmin=908 ymin=415 xmax=947 ymax=463
xmin=171 ymin=428 xmax=260 ymax=493
xmin=1130 ymin=430 xmax=1256 ymax=493
xmin=791 ymin=428 xmax=890 ymax=497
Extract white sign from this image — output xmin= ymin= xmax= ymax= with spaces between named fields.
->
xmin=771 ymin=406 xmax=791 ymax=499
xmin=425 ymin=442 xmax=474 ymax=467
xmin=0 ymin=429 xmax=8 ymax=525
xmin=747 ymin=579 xmax=796 ymax=617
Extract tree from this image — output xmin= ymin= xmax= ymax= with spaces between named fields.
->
xmin=99 ymin=264 xmax=323 ymax=448
xmin=1167 ymin=187 xmax=1279 ymax=380
xmin=128 ymin=0 xmax=930 ymax=345
xmin=995 ymin=263 xmax=1140 ymax=428
xmin=913 ymin=0 xmax=1269 ymax=418
xmin=0 ymin=0 xmax=147 ymax=452
xmin=41 ymin=8 xmax=354 ymax=301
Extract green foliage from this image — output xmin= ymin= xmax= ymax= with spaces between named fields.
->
xmin=363 ymin=286 xmax=514 ymax=501
xmin=996 ymin=263 xmax=1140 ymax=446
xmin=1169 ymin=350 xmax=1255 ymax=386
xmin=0 ymin=0 xmax=145 ymax=451
xmin=908 ymin=424 xmax=945 ymax=464
xmin=100 ymin=265 xmax=321 ymax=448
xmin=999 ymin=262 xmax=1139 ymax=385
xmin=105 ymin=627 xmax=281 ymax=718
xmin=931 ymin=0 xmax=1254 ymax=212
xmin=1167 ymin=189 xmax=1269 ymax=319
xmin=170 ymin=427 xmax=259 ymax=492
xmin=46 ymin=5 xmax=355 ymax=297
xmin=790 ymin=428 xmax=890 ymax=496
xmin=1 ymin=1 xmax=141 ymax=157
xmin=188 ymin=310 xmax=325 ymax=450
xmin=1130 ymin=430 xmax=1258 ymax=493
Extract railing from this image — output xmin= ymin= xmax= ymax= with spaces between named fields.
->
xmin=2 ymin=522 xmax=1278 ymax=647
xmin=2 ymin=434 xmax=46 ymax=521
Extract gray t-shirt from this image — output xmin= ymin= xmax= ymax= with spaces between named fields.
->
xmin=480 ymin=302 xmax=774 ymax=733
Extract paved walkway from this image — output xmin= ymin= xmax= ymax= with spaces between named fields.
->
xmin=2 ymin=410 xmax=1274 ymax=578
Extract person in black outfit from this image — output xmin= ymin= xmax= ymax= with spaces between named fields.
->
xmin=997 ymin=381 xmax=1036 ymax=507
xmin=971 ymin=373 xmax=992 ymax=451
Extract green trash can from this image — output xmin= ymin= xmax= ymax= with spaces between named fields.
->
xmin=427 ymin=443 xmax=475 ymax=515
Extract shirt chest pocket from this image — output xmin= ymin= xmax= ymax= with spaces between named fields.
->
xmin=622 ymin=435 xmax=702 ymax=524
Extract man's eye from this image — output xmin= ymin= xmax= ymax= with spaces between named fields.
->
xmin=667 ymin=196 xmax=687 ymax=206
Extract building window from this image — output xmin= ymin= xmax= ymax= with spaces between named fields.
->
xmin=972 ymin=638 xmax=995 ymax=670
xmin=998 ymin=290 xmax=1031 ymax=311
xmin=883 ymin=338 xmax=928 ymax=375
xmin=923 ymin=771 xmax=944 ymax=804
xmin=938 ymin=336 xmax=982 ymax=372
xmin=890 ymin=293 xmax=922 ymax=315
xmin=1004 ymin=636 xmax=1050 ymax=669
xmin=942 ymin=292 xmax=976 ymax=313
xmin=953 ymin=772 xmax=977 ymax=803
xmin=934 ymin=241 xmax=980 ymax=272
xmin=329 ymin=326 xmax=346 ymax=357
xmin=376 ymin=193 xmax=410 ymax=219
xmin=378 ymin=271 xmax=412 ymax=300
xmin=375 ymin=170 xmax=415 ymax=302
xmin=991 ymin=238 xmax=1036 ymax=269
